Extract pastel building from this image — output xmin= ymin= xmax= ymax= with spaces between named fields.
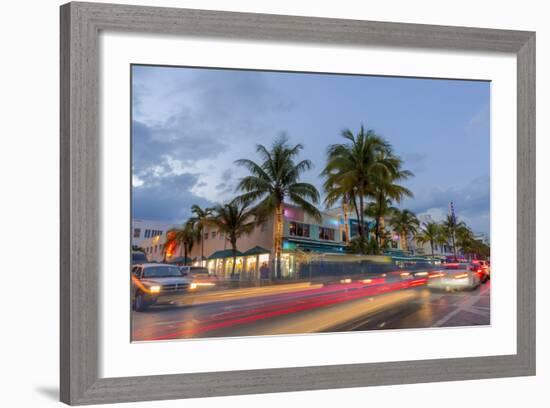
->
xmin=137 ymin=204 xmax=405 ymax=280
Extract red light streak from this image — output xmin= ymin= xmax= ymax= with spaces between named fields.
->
xmin=147 ymin=279 xmax=427 ymax=340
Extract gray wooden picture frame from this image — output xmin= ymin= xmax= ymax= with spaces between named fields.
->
xmin=60 ymin=2 xmax=536 ymax=405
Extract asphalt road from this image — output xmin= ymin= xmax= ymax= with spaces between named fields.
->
xmin=131 ymin=279 xmax=490 ymax=341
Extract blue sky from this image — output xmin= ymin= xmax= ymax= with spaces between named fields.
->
xmin=132 ymin=65 xmax=490 ymax=235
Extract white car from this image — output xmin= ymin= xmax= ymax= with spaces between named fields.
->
xmin=427 ymin=263 xmax=481 ymax=292
xmin=131 ymin=263 xmax=192 ymax=311
xmin=179 ymin=265 xmax=219 ymax=289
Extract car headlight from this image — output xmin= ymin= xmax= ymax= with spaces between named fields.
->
xmin=149 ymin=285 xmax=161 ymax=293
xmin=189 ymin=283 xmax=197 ymax=290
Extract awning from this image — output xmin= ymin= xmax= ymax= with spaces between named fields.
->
xmin=243 ymin=246 xmax=270 ymax=256
xmin=285 ymin=239 xmax=345 ymax=254
xmin=207 ymin=249 xmax=244 ymax=260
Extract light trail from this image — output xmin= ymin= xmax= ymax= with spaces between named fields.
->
xmin=146 ymin=278 xmax=427 ymax=340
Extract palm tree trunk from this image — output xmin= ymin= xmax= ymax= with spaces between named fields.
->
xmin=376 ymin=191 xmax=385 ymax=247
xmin=401 ymin=232 xmax=407 ymax=252
xmin=231 ymin=255 xmax=236 ymax=277
xmin=342 ymin=199 xmax=350 ymax=242
xmin=184 ymin=245 xmax=188 ymax=266
xmin=200 ymin=226 xmax=204 ymax=266
xmin=358 ymin=192 xmax=365 ymax=239
xmin=451 ymin=232 xmax=457 ymax=258
xmin=430 ymin=240 xmax=434 ymax=259
xmin=379 ymin=216 xmax=386 ymax=247
xmin=274 ymin=203 xmax=284 ymax=279
xmin=351 ymin=194 xmax=361 ymax=238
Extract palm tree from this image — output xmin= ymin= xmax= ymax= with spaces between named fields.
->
xmin=235 ymin=135 xmax=321 ymax=279
xmin=189 ymin=204 xmax=213 ymax=265
xmin=208 ymin=202 xmax=256 ymax=278
xmin=322 ymin=127 xmax=389 ymax=239
xmin=415 ymin=222 xmax=444 ymax=259
xmin=378 ymin=229 xmax=394 ymax=251
xmin=470 ymin=238 xmax=490 ymax=259
xmin=364 ymin=199 xmax=398 ymax=248
xmin=323 ymin=180 xmax=358 ymax=243
xmin=321 ymin=179 xmax=364 ymax=241
xmin=389 ymin=209 xmax=419 ymax=252
xmin=164 ymin=221 xmax=197 ymax=265
xmin=368 ymin=151 xmax=413 ymax=246
xmin=442 ymin=214 xmax=466 ymax=258
xmin=455 ymin=224 xmax=476 ymax=259
xmin=322 ymin=126 xmax=406 ymax=244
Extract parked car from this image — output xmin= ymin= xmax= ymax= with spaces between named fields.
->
xmin=131 ymin=263 xmax=191 ymax=311
xmin=131 ymin=250 xmax=148 ymax=265
xmin=427 ymin=262 xmax=481 ymax=291
xmin=180 ymin=265 xmax=209 ymax=277
xmin=179 ymin=266 xmax=219 ymax=288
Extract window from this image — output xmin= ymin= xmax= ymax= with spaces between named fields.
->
xmin=143 ymin=266 xmax=182 ymax=278
xmin=318 ymin=227 xmax=335 ymax=241
xmin=349 ymin=220 xmax=370 ymax=239
xmin=211 ymin=231 xmax=217 ymax=239
xmin=289 ymin=222 xmax=310 ymax=238
xmin=133 ymin=228 xmax=141 ymax=238
xmin=144 ymin=229 xmax=151 ymax=238
xmin=204 ymin=232 xmax=209 ymax=240
xmin=342 ymin=230 xmax=347 ymax=242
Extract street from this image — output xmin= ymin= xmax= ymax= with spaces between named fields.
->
xmin=132 ymin=279 xmax=490 ymax=341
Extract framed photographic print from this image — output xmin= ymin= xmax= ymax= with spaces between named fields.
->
xmin=60 ymin=2 xmax=535 ymax=405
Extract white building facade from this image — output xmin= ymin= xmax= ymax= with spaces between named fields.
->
xmin=131 ymin=219 xmax=178 ymax=248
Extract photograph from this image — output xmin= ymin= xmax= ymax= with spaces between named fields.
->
xmin=130 ymin=64 xmax=491 ymax=342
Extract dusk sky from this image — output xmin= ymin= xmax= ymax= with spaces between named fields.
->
xmin=132 ymin=65 xmax=490 ymax=235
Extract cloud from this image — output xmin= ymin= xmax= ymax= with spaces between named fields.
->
xmin=168 ymin=69 xmax=294 ymax=121
xmin=132 ymin=67 xmax=296 ymax=215
xmin=403 ymin=175 xmax=490 ymax=234
xmin=132 ymin=118 xmax=227 ymax=177
xmin=130 ymin=65 xmax=490 ymax=235
xmin=466 ymin=103 xmax=490 ymax=136
xmin=132 ymin=173 xmax=214 ymax=223
xmin=403 ymin=152 xmax=428 ymax=173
